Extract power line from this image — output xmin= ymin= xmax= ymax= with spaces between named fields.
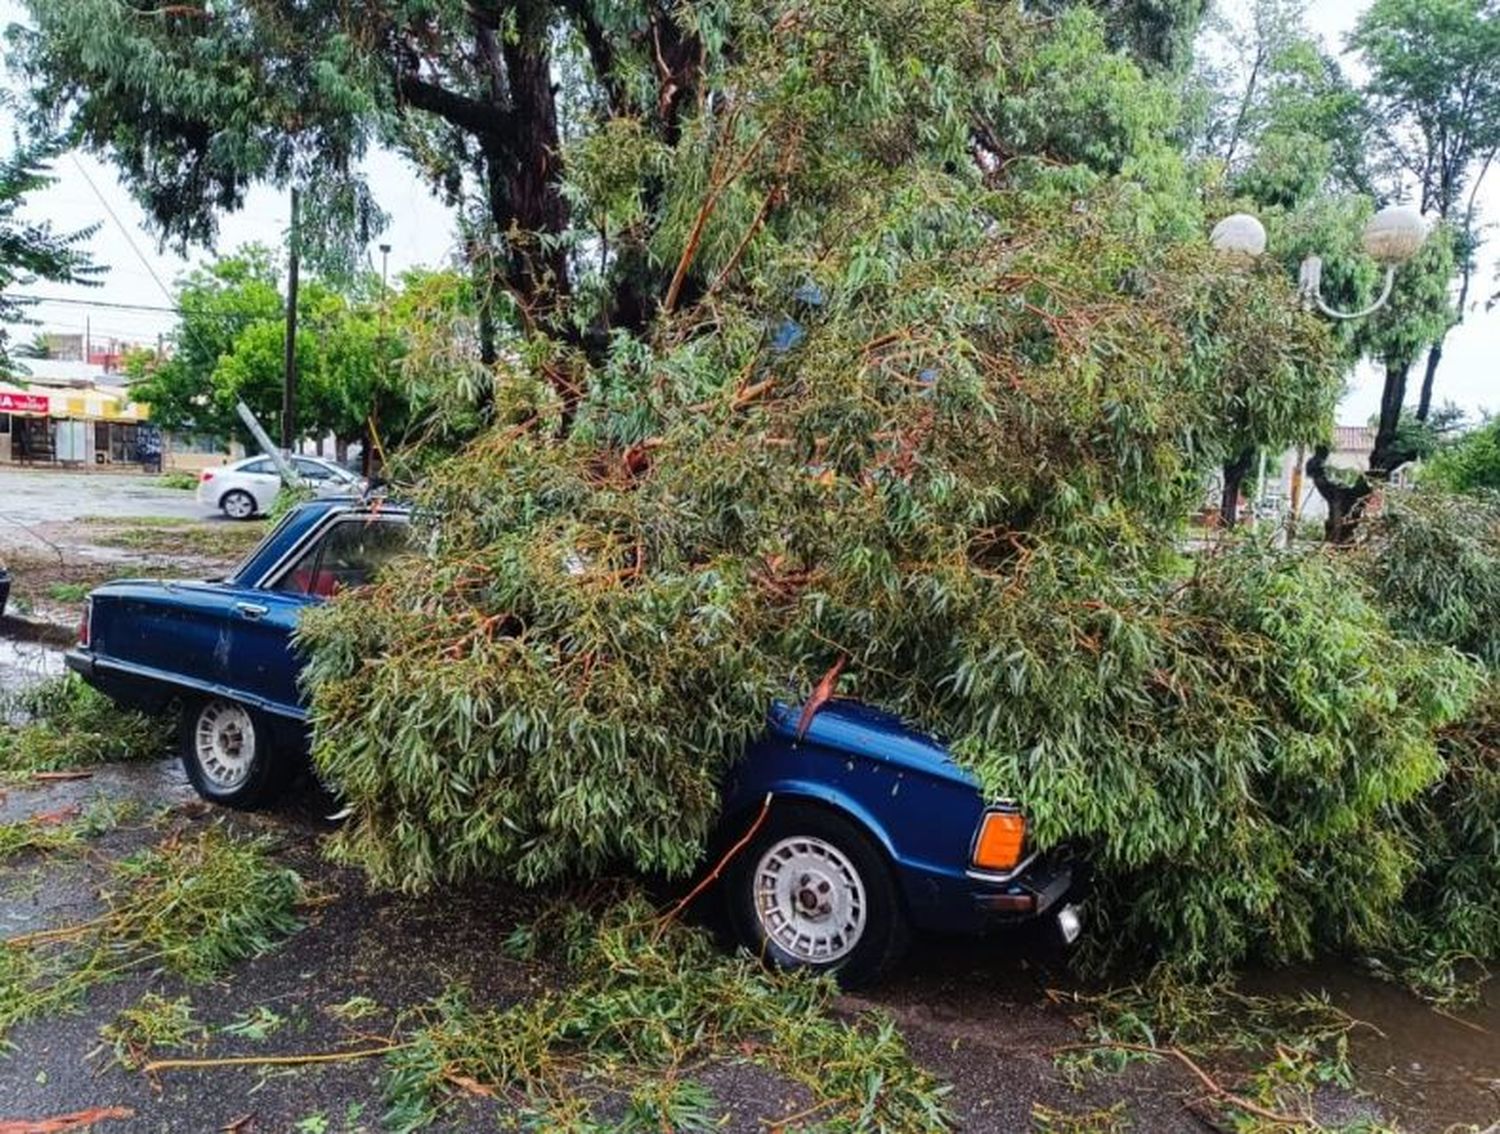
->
xmin=8 ymin=293 xmax=182 ymax=315
xmin=68 ymin=154 xmax=179 ymax=307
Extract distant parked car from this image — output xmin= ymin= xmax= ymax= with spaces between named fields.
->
xmin=67 ymin=500 xmax=1082 ymax=981
xmin=196 ymin=455 xmax=365 ymax=519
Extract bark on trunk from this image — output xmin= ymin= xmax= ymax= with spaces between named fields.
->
xmin=1308 ymin=445 xmax=1369 ymax=544
xmin=1310 ymin=357 xmax=1419 ymax=543
xmin=1219 ymin=447 xmax=1254 ymax=528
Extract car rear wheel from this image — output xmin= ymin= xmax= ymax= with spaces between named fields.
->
xmin=179 ymin=698 xmax=290 ymax=808
xmin=725 ymin=801 xmax=909 ymax=985
xmin=220 ymin=489 xmax=257 ymax=520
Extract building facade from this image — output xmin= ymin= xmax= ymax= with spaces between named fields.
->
xmin=0 ymin=363 xmax=157 ymax=468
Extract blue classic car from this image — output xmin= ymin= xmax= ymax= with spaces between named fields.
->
xmin=68 ymin=499 xmax=1081 ymax=981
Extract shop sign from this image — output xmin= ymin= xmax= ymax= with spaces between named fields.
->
xmin=0 ymin=391 xmax=49 ymax=414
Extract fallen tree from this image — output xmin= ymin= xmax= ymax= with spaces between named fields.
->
xmin=293 ymin=3 xmax=1487 ymax=975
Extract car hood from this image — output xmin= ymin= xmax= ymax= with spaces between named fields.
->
xmin=767 ymin=700 xmax=976 ymax=787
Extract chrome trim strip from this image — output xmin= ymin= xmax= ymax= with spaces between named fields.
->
xmin=250 ymin=509 xmax=409 ymax=592
xmin=964 ymin=849 xmax=1040 ymax=885
xmin=85 ymin=654 xmax=307 ymax=722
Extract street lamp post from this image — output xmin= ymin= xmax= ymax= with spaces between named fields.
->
xmin=1208 ymin=202 xmax=1430 ymax=532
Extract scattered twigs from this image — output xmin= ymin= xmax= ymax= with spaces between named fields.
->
xmin=655 ymin=792 xmax=773 ymax=931
xmin=663 ymin=119 xmax=772 ymax=314
xmin=1049 ymin=1041 xmax=1311 ymax=1127
xmin=30 ymin=771 xmax=93 ymax=783
xmin=142 ymin=1042 xmax=406 ymax=1075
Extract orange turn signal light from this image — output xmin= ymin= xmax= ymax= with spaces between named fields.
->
xmin=972 ymin=809 xmax=1026 ymax=871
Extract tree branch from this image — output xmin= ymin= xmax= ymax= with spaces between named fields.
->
xmin=396 ymin=72 xmax=508 ymax=139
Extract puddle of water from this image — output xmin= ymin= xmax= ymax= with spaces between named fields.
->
xmin=1242 ymin=966 xmax=1500 ymax=1127
xmin=0 ymin=634 xmax=64 ymax=697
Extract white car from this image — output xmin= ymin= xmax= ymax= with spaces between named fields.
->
xmin=196 ymin=455 xmax=366 ymax=520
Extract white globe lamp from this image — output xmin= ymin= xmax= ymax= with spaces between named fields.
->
xmin=1210 ymin=213 xmax=1267 ymax=259
xmin=1361 ymin=205 xmax=1428 ymax=266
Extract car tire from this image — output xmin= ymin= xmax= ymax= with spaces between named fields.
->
xmin=725 ymin=800 xmax=910 ymax=986
xmin=220 ymin=489 xmax=257 ymax=520
xmin=179 ymin=698 xmax=291 ymax=809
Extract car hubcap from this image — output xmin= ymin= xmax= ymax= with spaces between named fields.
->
xmin=194 ymin=701 xmax=255 ymax=790
xmin=753 ymin=836 xmax=866 ymax=964
xmin=226 ymin=493 xmax=252 ymax=518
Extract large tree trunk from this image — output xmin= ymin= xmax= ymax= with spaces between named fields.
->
xmin=1308 ymin=446 xmax=1369 ymax=544
xmin=1311 ymin=358 xmax=1420 ymax=543
xmin=494 ymin=2 xmax=571 ymax=318
xmin=1219 ymin=446 xmax=1254 ymax=528
xmin=1416 ymin=339 xmax=1443 ymax=422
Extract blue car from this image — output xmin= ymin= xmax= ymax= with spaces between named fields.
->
xmin=67 ymin=499 xmax=1081 ymax=980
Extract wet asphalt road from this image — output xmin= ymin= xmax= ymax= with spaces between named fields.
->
xmin=0 ymin=467 xmax=207 ymax=526
xmin=0 ymin=764 xmax=1497 ymax=1133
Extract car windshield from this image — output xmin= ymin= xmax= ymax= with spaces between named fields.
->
xmin=272 ymin=517 xmax=410 ymax=597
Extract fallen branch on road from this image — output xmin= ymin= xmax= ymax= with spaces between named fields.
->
xmin=0 ymin=1108 xmax=135 ymax=1133
xmin=1047 ymin=1041 xmax=1312 ymax=1127
xmin=143 ymin=1041 xmax=406 ymax=1075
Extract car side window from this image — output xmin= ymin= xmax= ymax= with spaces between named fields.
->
xmin=293 ymin=458 xmax=332 ymax=481
xmin=273 ymin=520 xmax=409 ymax=597
xmin=242 ymin=457 xmax=274 ymax=475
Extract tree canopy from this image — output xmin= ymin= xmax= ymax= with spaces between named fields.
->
xmin=133 ymin=246 xmax=423 ymax=455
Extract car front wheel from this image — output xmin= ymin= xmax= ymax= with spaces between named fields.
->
xmin=179 ymin=698 xmax=290 ymax=808
xmin=726 ymin=801 xmax=909 ymax=985
xmin=220 ymin=489 xmax=257 ymax=520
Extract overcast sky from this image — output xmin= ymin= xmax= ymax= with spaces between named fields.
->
xmin=2 ymin=0 xmax=1494 ymax=424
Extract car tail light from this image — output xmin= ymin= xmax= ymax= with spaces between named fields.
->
xmin=972 ymin=807 xmax=1026 ymax=872
xmin=199 ymin=470 xmax=215 ymax=482
xmin=78 ymin=599 xmax=91 ymax=648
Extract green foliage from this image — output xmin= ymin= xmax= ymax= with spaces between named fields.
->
xmin=383 ymin=896 xmax=950 ymax=1131
xmin=155 ymin=470 xmax=200 ymax=491
xmin=1356 ymin=489 xmax=1500 ymax=668
xmin=1351 ymin=0 xmax=1500 ymax=222
xmin=10 ymin=1 xmax=384 ymax=270
xmin=1385 ymin=684 xmax=1500 ymax=1001
xmin=0 ymin=675 xmax=169 ymax=778
xmin=1055 ymin=974 xmax=1392 ymax=1131
xmin=1354 ymin=488 xmax=1500 ymax=996
xmin=133 ymin=246 xmax=420 ymax=449
xmin=1 ymin=824 xmax=302 ymax=1041
xmin=98 ymin=993 xmax=204 ymax=1070
xmin=0 ymin=797 xmax=134 ymax=862
xmin=1425 ymin=416 xmax=1500 ymax=494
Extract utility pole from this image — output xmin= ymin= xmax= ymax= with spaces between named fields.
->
xmin=281 ymin=187 xmax=301 ymax=453
xmin=368 ymin=242 xmax=391 ymax=479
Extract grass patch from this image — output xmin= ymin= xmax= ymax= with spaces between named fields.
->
xmin=0 ymin=824 xmax=303 ymax=1043
xmin=0 ymin=797 xmax=138 ymax=862
xmin=89 ymin=519 xmax=268 ymax=558
xmin=382 ymin=895 xmax=950 ymax=1132
xmin=155 ymin=471 xmax=200 ymax=491
xmin=45 ymin=581 xmax=91 ymax=603
xmin=0 ymin=674 xmax=170 ymax=778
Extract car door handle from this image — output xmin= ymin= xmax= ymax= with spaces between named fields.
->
xmin=235 ymin=602 xmax=269 ymax=620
